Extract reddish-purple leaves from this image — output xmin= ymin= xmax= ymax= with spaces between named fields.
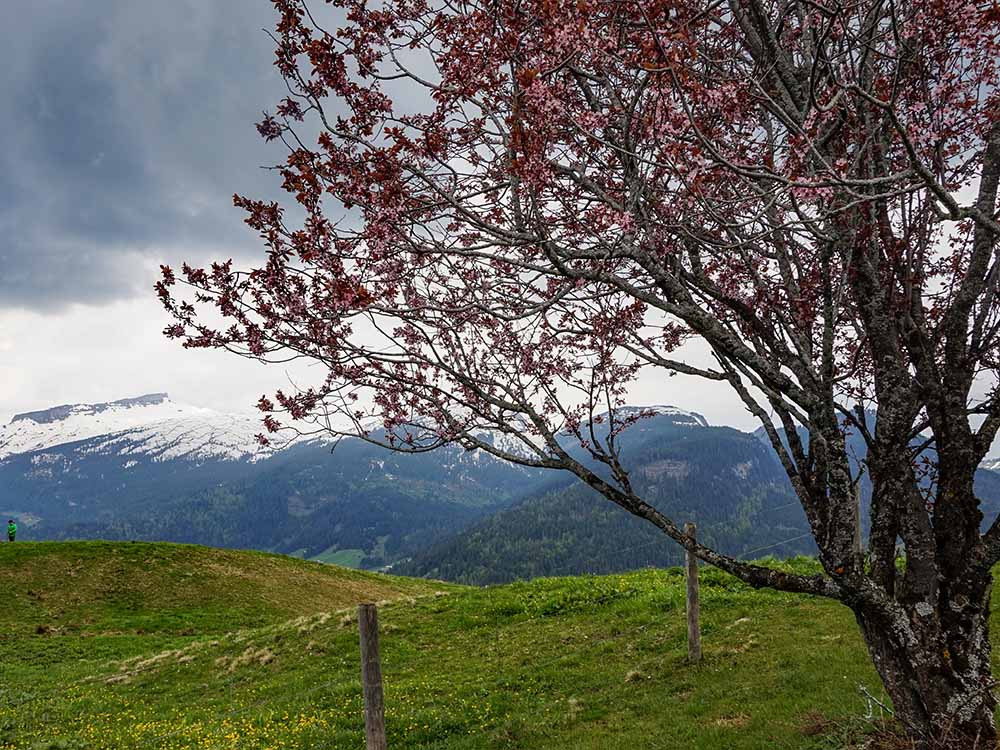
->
xmin=157 ymin=0 xmax=1000 ymax=455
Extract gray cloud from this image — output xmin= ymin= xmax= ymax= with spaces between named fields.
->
xmin=0 ymin=0 xmax=288 ymax=311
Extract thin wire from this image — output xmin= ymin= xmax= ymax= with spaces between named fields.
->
xmin=760 ymin=500 xmax=803 ymax=513
xmin=737 ymin=532 xmax=814 ymax=560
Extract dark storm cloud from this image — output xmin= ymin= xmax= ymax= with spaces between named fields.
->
xmin=0 ymin=0 xmax=290 ymax=310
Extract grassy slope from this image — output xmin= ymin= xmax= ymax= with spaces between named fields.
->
xmin=0 ymin=544 xmax=969 ymax=750
xmin=0 ymin=541 xmax=438 ymax=637
xmin=311 ymin=547 xmax=367 ymax=568
xmin=0 ymin=540 xmax=445 ymax=750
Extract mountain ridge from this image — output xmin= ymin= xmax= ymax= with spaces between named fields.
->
xmin=0 ymin=392 xmax=274 ymax=462
xmin=11 ymin=392 xmax=172 ymax=423
xmin=7 ymin=392 xmax=1000 ymax=579
xmin=0 ymin=393 xmax=554 ymax=567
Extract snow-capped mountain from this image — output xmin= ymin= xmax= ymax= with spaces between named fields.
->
xmin=6 ymin=392 xmax=1000 ymax=581
xmin=0 ymin=392 xmax=557 ymax=568
xmin=0 ymin=393 xmax=272 ymax=463
xmin=414 ymin=405 xmax=707 ymax=460
xmin=598 ymin=404 xmax=709 ymax=428
xmin=0 ymin=393 xmax=708 ymax=473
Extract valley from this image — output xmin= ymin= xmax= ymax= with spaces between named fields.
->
xmin=7 ymin=394 xmax=1000 ymax=584
xmin=0 ymin=394 xmax=544 ymax=570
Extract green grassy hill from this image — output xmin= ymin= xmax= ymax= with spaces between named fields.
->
xmin=0 ymin=541 xmax=440 ymax=638
xmin=0 ymin=542 xmax=958 ymax=750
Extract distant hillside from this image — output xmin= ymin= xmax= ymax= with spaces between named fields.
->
xmin=30 ymin=439 xmax=546 ymax=567
xmin=0 ymin=394 xmax=547 ymax=568
xmin=401 ymin=414 xmax=1000 ymax=585
xmin=398 ymin=421 xmax=814 ymax=584
xmin=8 ymin=396 xmax=1000 ymax=580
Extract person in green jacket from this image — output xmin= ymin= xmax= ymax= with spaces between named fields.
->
xmin=7 ymin=519 xmax=16 ymax=542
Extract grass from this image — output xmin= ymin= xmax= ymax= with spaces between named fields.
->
xmin=0 ymin=541 xmax=438 ymax=638
xmin=311 ymin=547 xmax=366 ymax=568
xmin=0 ymin=539 xmax=443 ymax=727
xmin=0 ymin=543 xmax=950 ymax=750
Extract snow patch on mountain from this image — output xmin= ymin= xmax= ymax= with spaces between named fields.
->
xmin=11 ymin=393 xmax=172 ymax=425
xmin=474 ymin=429 xmax=542 ymax=459
xmin=466 ymin=405 xmax=708 ymax=460
xmin=1 ymin=394 xmax=709 ymax=467
xmin=598 ymin=405 xmax=709 ymax=428
xmin=0 ymin=393 xmax=273 ymax=463
xmin=86 ymin=412 xmax=275 ymax=463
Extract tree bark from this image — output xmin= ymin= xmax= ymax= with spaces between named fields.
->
xmin=854 ymin=580 xmax=997 ymax=749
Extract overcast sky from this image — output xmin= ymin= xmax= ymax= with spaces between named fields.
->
xmin=0 ymin=0 xmax=752 ymax=429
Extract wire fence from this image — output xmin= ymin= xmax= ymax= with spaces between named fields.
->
xmin=3 ymin=514 xmax=849 ymax=750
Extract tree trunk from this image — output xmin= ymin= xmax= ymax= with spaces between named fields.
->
xmin=854 ymin=581 xmax=997 ymax=749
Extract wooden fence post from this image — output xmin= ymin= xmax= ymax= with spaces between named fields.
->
xmin=358 ymin=603 xmax=388 ymax=750
xmin=684 ymin=522 xmax=702 ymax=663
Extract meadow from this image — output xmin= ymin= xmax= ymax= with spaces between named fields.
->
xmin=0 ymin=541 xmax=942 ymax=749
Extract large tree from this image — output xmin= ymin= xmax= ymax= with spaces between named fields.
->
xmin=158 ymin=0 xmax=1000 ymax=745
